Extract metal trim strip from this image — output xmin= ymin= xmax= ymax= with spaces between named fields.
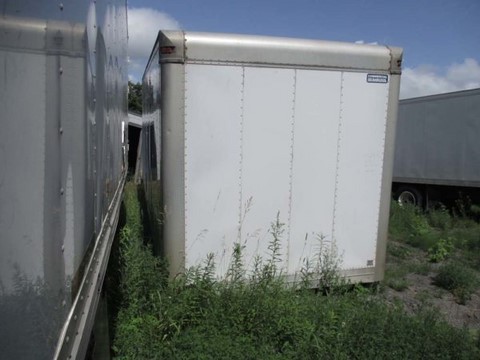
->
xmin=53 ymin=171 xmax=126 ymax=360
xmin=374 ymin=74 xmax=401 ymax=281
xmin=155 ymin=31 xmax=402 ymax=74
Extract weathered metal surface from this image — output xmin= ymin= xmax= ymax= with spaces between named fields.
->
xmin=0 ymin=1 xmax=128 ymax=359
xmin=156 ymin=30 xmax=402 ymax=74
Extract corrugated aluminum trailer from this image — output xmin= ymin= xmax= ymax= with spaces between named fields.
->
xmin=393 ymin=88 xmax=480 ymax=207
xmin=0 ymin=1 xmax=128 ymax=359
xmin=142 ymin=31 xmax=402 ymax=284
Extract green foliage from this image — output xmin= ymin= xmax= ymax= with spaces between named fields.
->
xmin=388 ymin=200 xmax=480 ymax=303
xmin=389 ymin=201 xmax=435 ymax=249
xmin=313 ymin=235 xmax=346 ymax=292
xmin=427 ymin=205 xmax=452 ymax=230
xmin=0 ymin=270 xmax=65 ymax=359
xmin=111 ymin=184 xmax=480 ymax=359
xmin=128 ymin=81 xmax=142 ymax=114
xmin=389 ymin=200 xmax=480 ymax=268
xmin=384 ymin=263 xmax=410 ymax=292
xmin=454 ymin=195 xmax=477 ymax=219
xmin=407 ymin=261 xmax=431 ymax=276
xmin=386 ymin=277 xmax=410 ymax=292
xmin=434 ymin=262 xmax=479 ymax=304
xmin=387 ymin=241 xmax=412 ymax=260
xmin=428 ymin=238 xmax=454 ymax=263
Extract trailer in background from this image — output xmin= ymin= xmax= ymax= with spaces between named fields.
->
xmin=142 ymin=31 xmax=402 ymax=284
xmin=392 ymin=88 xmax=480 ymax=208
xmin=127 ymin=111 xmax=143 ymax=177
xmin=0 ymin=1 xmax=128 ymax=359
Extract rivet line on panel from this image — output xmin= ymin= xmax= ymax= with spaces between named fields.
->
xmin=286 ymin=69 xmax=297 ymax=268
xmin=331 ymin=72 xmax=345 ymax=243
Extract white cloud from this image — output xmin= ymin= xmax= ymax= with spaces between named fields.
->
xmin=400 ymin=58 xmax=480 ymax=99
xmin=355 ymin=40 xmax=378 ymax=45
xmin=128 ymin=7 xmax=181 ymax=59
xmin=128 ymin=7 xmax=181 ymax=82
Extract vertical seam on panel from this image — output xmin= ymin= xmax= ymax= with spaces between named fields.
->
xmin=331 ymin=72 xmax=344 ymax=245
xmin=238 ymin=67 xmax=245 ymax=242
xmin=57 ymin=54 xmax=64 ymax=205
xmin=373 ymin=84 xmax=391 ymax=266
xmin=183 ymin=64 xmax=188 ymax=249
xmin=287 ymin=69 xmax=297 ymax=271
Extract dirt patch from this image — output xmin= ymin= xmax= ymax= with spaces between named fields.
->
xmin=383 ymin=273 xmax=480 ymax=329
xmin=383 ymin=241 xmax=480 ymax=330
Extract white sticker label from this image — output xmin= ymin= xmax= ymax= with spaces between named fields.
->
xmin=367 ymin=74 xmax=388 ymax=84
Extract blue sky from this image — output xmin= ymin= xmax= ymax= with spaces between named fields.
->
xmin=127 ymin=0 xmax=480 ymax=98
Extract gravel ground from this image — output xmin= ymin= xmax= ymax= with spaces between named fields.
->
xmin=383 ymin=272 xmax=480 ymax=329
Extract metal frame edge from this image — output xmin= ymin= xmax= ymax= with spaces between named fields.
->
xmin=374 ymin=74 xmax=401 ymax=281
xmin=161 ymin=62 xmax=187 ymax=276
xmin=54 ymin=171 xmax=127 ymax=360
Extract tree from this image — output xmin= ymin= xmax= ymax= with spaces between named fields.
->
xmin=128 ymin=81 xmax=142 ymax=114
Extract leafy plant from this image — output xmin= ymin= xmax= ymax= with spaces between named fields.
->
xmin=428 ymin=238 xmax=454 ymax=263
xmin=384 ymin=263 xmax=410 ymax=292
xmin=389 ymin=201 xmax=435 ymax=249
xmin=302 ymin=234 xmax=346 ymax=293
xmin=111 ymin=184 xmax=480 ymax=359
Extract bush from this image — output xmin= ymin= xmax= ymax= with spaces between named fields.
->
xmin=434 ymin=261 xmax=479 ymax=304
xmin=428 ymin=238 xmax=454 ymax=263
xmin=387 ymin=242 xmax=412 ymax=260
xmin=384 ymin=262 xmax=416 ymax=292
xmin=408 ymin=261 xmax=431 ymax=276
xmin=389 ymin=202 xmax=437 ymax=250
xmin=111 ymin=185 xmax=480 ymax=359
xmin=386 ymin=277 xmax=410 ymax=292
xmin=389 ymin=201 xmax=480 ymax=268
xmin=427 ymin=205 xmax=452 ymax=230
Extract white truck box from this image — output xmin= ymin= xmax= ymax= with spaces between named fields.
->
xmin=393 ymin=88 xmax=480 ymax=207
xmin=142 ymin=31 xmax=403 ymax=283
xmin=0 ymin=2 xmax=128 ymax=358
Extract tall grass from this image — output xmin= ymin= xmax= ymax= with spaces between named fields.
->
xmin=112 ymin=184 xmax=480 ymax=359
xmin=389 ymin=201 xmax=480 ymax=266
xmin=387 ymin=200 xmax=480 ymax=304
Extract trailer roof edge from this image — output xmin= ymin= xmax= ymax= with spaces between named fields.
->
xmin=153 ymin=30 xmax=403 ymax=74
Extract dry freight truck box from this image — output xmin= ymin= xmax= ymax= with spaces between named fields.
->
xmin=142 ymin=31 xmax=403 ymax=283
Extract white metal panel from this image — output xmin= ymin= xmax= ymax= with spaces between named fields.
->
xmin=0 ymin=3 xmax=128 ymax=358
xmin=288 ymin=70 xmax=341 ymax=273
xmin=333 ymin=72 xmax=389 ymax=269
xmin=241 ymin=67 xmax=295 ymax=269
xmin=185 ymin=65 xmax=243 ymax=275
xmin=0 ymin=50 xmax=46 ymax=289
xmin=58 ymin=54 xmax=88 ymax=279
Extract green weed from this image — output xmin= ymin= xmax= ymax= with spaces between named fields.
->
xmin=389 ymin=202 xmax=437 ymax=250
xmin=111 ymin=184 xmax=480 ymax=359
xmin=407 ymin=261 xmax=431 ymax=276
xmin=428 ymin=238 xmax=455 ymax=263
xmin=384 ymin=263 xmax=410 ymax=292
xmin=389 ymin=201 xmax=480 ymax=268
xmin=427 ymin=205 xmax=452 ymax=230
xmin=434 ymin=261 xmax=479 ymax=304
xmin=387 ymin=241 xmax=412 ymax=260
xmin=386 ymin=277 xmax=410 ymax=292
